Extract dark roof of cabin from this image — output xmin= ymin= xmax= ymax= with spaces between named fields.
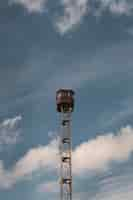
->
xmin=56 ymin=89 xmax=75 ymax=95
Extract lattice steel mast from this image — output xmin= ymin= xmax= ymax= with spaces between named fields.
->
xmin=56 ymin=89 xmax=75 ymax=200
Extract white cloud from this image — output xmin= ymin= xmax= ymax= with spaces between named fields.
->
xmin=51 ymin=0 xmax=133 ymax=34
xmin=96 ymin=0 xmax=133 ymax=15
xmin=13 ymin=139 xmax=59 ymax=179
xmin=8 ymin=0 xmax=133 ymax=34
xmin=0 ymin=126 xmax=133 ymax=189
xmin=73 ymin=126 xmax=133 ymax=174
xmin=9 ymin=0 xmax=48 ymax=13
xmin=55 ymin=0 xmax=89 ymax=34
xmin=0 ymin=139 xmax=59 ymax=189
xmin=0 ymin=116 xmax=22 ymax=151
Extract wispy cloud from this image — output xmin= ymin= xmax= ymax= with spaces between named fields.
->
xmin=55 ymin=0 xmax=89 ymax=34
xmin=53 ymin=0 xmax=133 ymax=34
xmin=8 ymin=0 xmax=133 ymax=34
xmin=0 ymin=116 xmax=22 ymax=151
xmin=9 ymin=0 xmax=48 ymax=13
xmin=91 ymin=170 xmax=133 ymax=200
xmin=96 ymin=0 xmax=133 ymax=15
xmin=73 ymin=168 xmax=133 ymax=200
xmin=55 ymin=0 xmax=133 ymax=34
xmin=0 ymin=125 xmax=133 ymax=189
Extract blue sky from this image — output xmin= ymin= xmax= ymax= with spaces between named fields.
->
xmin=0 ymin=0 xmax=133 ymax=199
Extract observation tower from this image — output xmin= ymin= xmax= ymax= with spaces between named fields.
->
xmin=56 ymin=89 xmax=75 ymax=200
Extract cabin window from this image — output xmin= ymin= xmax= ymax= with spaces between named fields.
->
xmin=58 ymin=93 xmax=62 ymax=98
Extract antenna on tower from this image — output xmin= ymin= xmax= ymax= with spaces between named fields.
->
xmin=56 ymin=89 xmax=75 ymax=200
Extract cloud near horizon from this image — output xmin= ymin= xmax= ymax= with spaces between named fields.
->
xmin=0 ymin=116 xmax=22 ymax=152
xmin=0 ymin=125 xmax=133 ymax=189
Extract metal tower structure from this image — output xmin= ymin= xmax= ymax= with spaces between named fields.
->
xmin=56 ymin=89 xmax=75 ymax=200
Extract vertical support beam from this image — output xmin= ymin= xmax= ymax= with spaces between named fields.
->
xmin=60 ymin=112 xmax=72 ymax=200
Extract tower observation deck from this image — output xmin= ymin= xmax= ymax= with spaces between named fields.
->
xmin=56 ymin=89 xmax=75 ymax=200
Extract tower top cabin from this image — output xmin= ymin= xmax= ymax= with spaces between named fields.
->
xmin=56 ymin=89 xmax=75 ymax=113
